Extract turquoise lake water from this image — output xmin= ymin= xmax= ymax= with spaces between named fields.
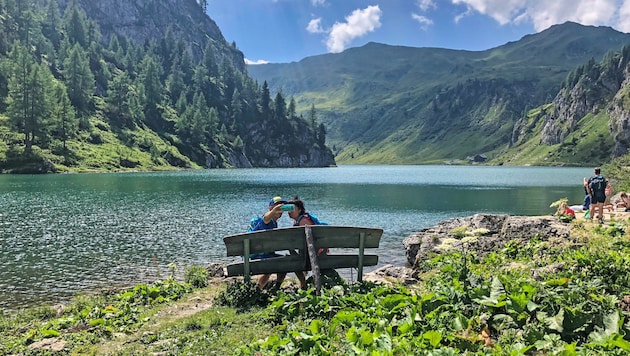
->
xmin=0 ymin=165 xmax=590 ymax=310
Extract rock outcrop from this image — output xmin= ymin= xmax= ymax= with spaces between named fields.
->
xmin=403 ymin=214 xmax=572 ymax=268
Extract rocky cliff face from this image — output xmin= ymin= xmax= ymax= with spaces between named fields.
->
xmin=608 ymin=69 xmax=630 ymax=156
xmin=54 ymin=0 xmax=244 ymax=71
xmin=539 ymin=54 xmax=630 ymax=147
xmin=243 ymin=121 xmax=336 ymax=168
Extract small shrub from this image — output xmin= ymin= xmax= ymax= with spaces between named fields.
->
xmin=450 ymin=225 xmax=469 ymax=238
xmin=184 ymin=265 xmax=208 ymax=288
xmin=215 ymin=281 xmax=270 ymax=311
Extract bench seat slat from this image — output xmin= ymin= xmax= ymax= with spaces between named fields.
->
xmin=226 ymin=254 xmax=307 ymax=276
xmin=225 ymin=254 xmax=378 ymax=276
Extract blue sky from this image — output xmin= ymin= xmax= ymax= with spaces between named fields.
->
xmin=206 ymin=0 xmax=630 ymax=64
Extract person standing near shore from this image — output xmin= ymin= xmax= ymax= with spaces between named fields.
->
xmin=587 ymin=167 xmax=607 ymax=223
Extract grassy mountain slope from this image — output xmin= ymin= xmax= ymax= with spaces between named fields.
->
xmin=248 ymin=22 xmax=630 ymax=165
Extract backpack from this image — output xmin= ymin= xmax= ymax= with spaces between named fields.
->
xmin=590 ymin=175 xmax=607 ymax=198
xmin=295 ymin=213 xmax=328 ymax=226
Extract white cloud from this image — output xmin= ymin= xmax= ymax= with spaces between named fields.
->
xmin=326 ymin=5 xmax=382 ymax=53
xmin=307 ymin=18 xmax=325 ymax=33
xmin=451 ymin=0 xmax=630 ymax=32
xmin=418 ymin=0 xmax=437 ymax=12
xmin=245 ymin=58 xmax=269 ymax=65
xmin=451 ymin=0 xmax=525 ymax=25
xmin=311 ymin=0 xmax=327 ymax=6
xmin=412 ymin=13 xmax=434 ymax=30
xmin=413 ymin=0 xmax=436 ymax=29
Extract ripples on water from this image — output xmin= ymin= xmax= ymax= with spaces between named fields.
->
xmin=0 ymin=166 xmax=589 ymax=310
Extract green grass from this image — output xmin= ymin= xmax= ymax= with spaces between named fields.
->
xmin=0 ymin=116 xmax=197 ymax=173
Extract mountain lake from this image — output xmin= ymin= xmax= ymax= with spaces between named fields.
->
xmin=0 ymin=165 xmax=591 ymax=310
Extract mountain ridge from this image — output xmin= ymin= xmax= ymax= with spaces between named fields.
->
xmin=247 ymin=21 xmax=630 ymax=165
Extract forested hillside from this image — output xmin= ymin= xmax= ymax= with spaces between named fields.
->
xmin=0 ymin=0 xmax=335 ymax=173
xmin=248 ymin=22 xmax=630 ymax=166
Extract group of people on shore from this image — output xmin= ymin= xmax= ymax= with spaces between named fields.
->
xmin=247 ymin=195 xmax=324 ymax=290
xmin=565 ymin=167 xmax=630 ymax=223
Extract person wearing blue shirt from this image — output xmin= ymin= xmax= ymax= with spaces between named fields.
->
xmin=248 ymin=196 xmax=307 ymax=290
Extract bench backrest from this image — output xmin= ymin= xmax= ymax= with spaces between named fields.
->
xmin=224 ymin=225 xmax=383 ymax=256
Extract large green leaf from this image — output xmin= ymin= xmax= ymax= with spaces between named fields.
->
xmin=588 ymin=311 xmax=620 ymax=343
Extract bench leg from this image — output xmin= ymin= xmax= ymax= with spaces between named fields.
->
xmin=358 ymin=232 xmax=365 ymax=282
xmin=305 ymin=226 xmax=322 ymax=296
xmin=243 ymin=238 xmax=251 ymax=284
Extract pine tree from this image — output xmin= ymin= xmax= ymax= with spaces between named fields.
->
xmin=308 ymin=103 xmax=317 ymax=129
xmin=230 ymin=88 xmax=242 ymax=129
xmin=51 ymin=83 xmax=77 ymax=149
xmin=106 ymin=70 xmax=132 ymax=124
xmin=197 ymin=0 xmax=208 ymax=13
xmin=137 ymin=54 xmax=164 ymax=120
xmin=63 ymin=0 xmax=88 ymax=47
xmin=288 ymin=97 xmax=296 ymax=119
xmin=260 ymin=81 xmax=272 ymax=121
xmin=42 ymin=0 xmax=62 ymax=49
xmin=274 ymin=91 xmax=287 ymax=120
xmin=63 ymin=43 xmax=94 ymax=112
xmin=6 ymin=43 xmax=54 ymax=151
xmin=166 ymin=58 xmax=185 ymax=104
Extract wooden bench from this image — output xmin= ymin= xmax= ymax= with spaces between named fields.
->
xmin=223 ymin=225 xmax=383 ymax=294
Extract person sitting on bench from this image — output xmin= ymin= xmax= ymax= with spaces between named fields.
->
xmin=247 ymin=196 xmax=307 ymax=290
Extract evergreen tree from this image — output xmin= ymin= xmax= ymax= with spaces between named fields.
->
xmin=260 ymin=81 xmax=272 ymax=121
xmin=6 ymin=43 xmax=54 ymax=151
xmin=317 ymin=123 xmax=326 ymax=147
xmin=63 ymin=43 xmax=95 ymax=112
xmin=42 ymin=0 xmax=62 ymax=49
xmin=274 ymin=91 xmax=286 ymax=121
xmin=308 ymin=103 xmax=317 ymax=129
xmin=166 ymin=56 xmax=185 ymax=104
xmin=106 ymin=70 xmax=133 ymax=124
xmin=63 ymin=0 xmax=88 ymax=47
xmin=137 ymin=54 xmax=164 ymax=120
xmin=230 ymin=88 xmax=242 ymax=129
xmin=13 ymin=0 xmax=35 ymax=45
xmin=202 ymin=42 xmax=218 ymax=79
xmin=179 ymin=48 xmax=194 ymax=84
xmin=197 ymin=0 xmax=208 ymax=13
xmin=220 ymin=61 xmax=236 ymax=104
xmin=50 ymin=82 xmax=77 ymax=149
xmin=288 ymin=97 xmax=296 ymax=119
xmin=233 ymin=135 xmax=243 ymax=151
xmin=158 ymin=27 xmax=176 ymax=72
